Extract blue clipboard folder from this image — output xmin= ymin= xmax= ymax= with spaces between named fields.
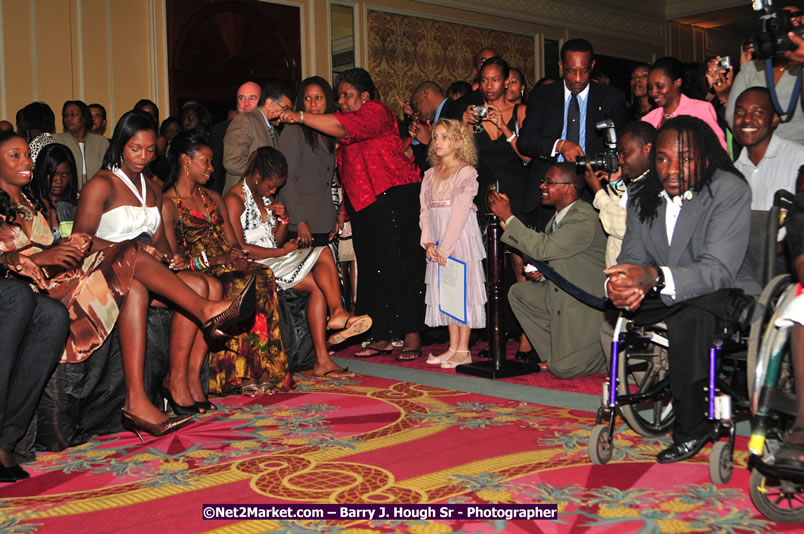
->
xmin=437 ymin=255 xmax=467 ymax=324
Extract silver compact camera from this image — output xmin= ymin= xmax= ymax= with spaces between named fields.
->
xmin=717 ymin=56 xmax=732 ymax=70
xmin=472 ymin=106 xmax=490 ymax=119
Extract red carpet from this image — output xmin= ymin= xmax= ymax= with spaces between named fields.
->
xmin=0 ymin=374 xmax=793 ymax=532
xmin=334 ymin=340 xmax=606 ymax=395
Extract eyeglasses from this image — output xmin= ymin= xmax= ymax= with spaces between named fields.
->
xmin=543 ymin=181 xmax=573 ymax=186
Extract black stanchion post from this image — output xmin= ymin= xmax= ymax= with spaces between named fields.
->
xmin=456 ymin=188 xmax=539 ymax=379
xmin=486 ymin=212 xmax=506 ymax=369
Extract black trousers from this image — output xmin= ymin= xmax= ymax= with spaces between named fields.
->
xmin=348 ymin=183 xmax=425 ymax=340
xmin=0 ymin=279 xmax=68 ymax=451
xmin=631 ymin=289 xmax=734 ymax=442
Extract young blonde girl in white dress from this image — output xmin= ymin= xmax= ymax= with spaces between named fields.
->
xmin=420 ymin=119 xmax=486 ymax=369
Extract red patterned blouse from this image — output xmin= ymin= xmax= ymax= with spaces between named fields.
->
xmin=335 ymin=100 xmax=421 ymax=212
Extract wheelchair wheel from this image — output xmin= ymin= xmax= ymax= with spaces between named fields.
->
xmin=588 ymin=424 xmax=612 ymax=465
xmin=709 ymin=441 xmax=733 ymax=485
xmin=749 ymin=466 xmax=804 ymax=523
xmin=617 ymin=325 xmax=675 ymax=437
xmin=748 ymin=274 xmax=792 ymax=413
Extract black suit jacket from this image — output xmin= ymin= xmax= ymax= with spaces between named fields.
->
xmin=208 ymin=119 xmax=231 ymax=194
xmin=518 ymin=81 xmax=627 ymax=226
xmin=440 ymin=89 xmax=483 ymax=121
xmin=410 ymin=97 xmax=464 ymax=175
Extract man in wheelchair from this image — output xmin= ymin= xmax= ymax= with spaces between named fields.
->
xmin=606 ymin=116 xmax=761 ymax=463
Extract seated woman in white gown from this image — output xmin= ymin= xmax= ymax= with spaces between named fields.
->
xmin=224 ymin=146 xmax=370 ymax=379
xmin=74 ymin=111 xmax=246 ymax=431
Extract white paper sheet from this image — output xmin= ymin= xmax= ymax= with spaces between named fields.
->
xmin=438 ymin=256 xmax=467 ymax=324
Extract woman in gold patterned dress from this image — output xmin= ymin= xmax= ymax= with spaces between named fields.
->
xmin=162 ymin=130 xmax=291 ymax=396
xmin=0 ymin=130 xmax=253 ymax=439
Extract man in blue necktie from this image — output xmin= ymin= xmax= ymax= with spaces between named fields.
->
xmin=518 ymin=39 xmax=627 ymax=230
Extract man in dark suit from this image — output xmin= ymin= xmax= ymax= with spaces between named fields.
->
xmin=607 ymin=116 xmax=760 ymax=463
xmin=408 ymin=81 xmax=460 ymax=173
xmin=518 ymin=39 xmax=627 ymax=229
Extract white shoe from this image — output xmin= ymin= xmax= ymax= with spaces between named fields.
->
xmin=426 ymin=347 xmax=455 ymax=365
xmin=441 ymin=350 xmax=471 ymax=369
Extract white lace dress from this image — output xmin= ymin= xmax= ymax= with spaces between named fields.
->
xmin=240 ymin=182 xmax=323 ymax=290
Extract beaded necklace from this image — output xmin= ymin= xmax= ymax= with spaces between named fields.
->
xmin=173 ymin=185 xmax=215 ymax=253
xmin=11 ymin=194 xmax=36 ymax=221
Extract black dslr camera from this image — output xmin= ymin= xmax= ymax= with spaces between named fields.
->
xmin=751 ymin=0 xmax=804 ymax=59
xmin=575 ymin=119 xmax=618 ymax=173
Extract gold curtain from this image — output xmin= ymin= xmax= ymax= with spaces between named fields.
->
xmin=367 ymin=10 xmax=536 ymax=116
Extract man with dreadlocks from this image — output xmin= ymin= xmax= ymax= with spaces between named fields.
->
xmin=606 ymin=116 xmax=760 ymax=464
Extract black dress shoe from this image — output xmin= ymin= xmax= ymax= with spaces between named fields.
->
xmin=656 ymin=436 xmax=710 ymax=464
xmin=0 ymin=464 xmax=30 ymax=482
xmin=515 ymin=349 xmax=542 ymax=365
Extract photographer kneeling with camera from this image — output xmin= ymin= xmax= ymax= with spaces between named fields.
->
xmin=488 ymin=162 xmax=608 ymax=379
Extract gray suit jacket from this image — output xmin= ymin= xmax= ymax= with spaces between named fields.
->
xmin=618 ymin=169 xmax=761 ymax=305
xmin=223 ymin=108 xmax=278 ymax=194
xmin=276 ymin=124 xmax=337 ymax=234
xmin=52 ymin=132 xmax=109 ymax=190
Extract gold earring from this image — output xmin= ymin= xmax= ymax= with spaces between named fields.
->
xmin=184 ymin=166 xmax=189 ymax=176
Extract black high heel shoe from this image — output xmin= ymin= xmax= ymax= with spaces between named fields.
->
xmin=159 ymin=385 xmax=200 ymax=416
xmin=203 ymin=275 xmax=257 ymax=338
xmin=121 ymin=409 xmax=194 ymax=443
xmin=195 ymin=400 xmax=217 ymax=413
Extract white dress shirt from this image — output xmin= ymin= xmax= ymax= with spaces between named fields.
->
xmin=734 ymin=134 xmax=804 ymax=210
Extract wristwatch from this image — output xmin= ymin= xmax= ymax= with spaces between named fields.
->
xmin=649 ymin=267 xmax=665 ymax=296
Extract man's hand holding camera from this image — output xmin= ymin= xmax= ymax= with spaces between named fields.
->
xmin=583 ymin=163 xmax=621 ymax=195
xmin=785 ymin=31 xmax=804 ymax=64
xmin=487 ymin=191 xmax=513 ymax=221
xmin=408 ymin=117 xmax=432 ymax=144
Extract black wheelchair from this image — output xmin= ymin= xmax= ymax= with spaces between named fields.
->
xmin=587 ymin=310 xmax=750 ymax=485
xmin=586 ymin=192 xmax=797 ymax=487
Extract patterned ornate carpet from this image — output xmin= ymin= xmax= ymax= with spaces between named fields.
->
xmin=0 ymin=375 xmax=794 ymax=533
xmin=334 ymin=341 xmax=606 ymax=395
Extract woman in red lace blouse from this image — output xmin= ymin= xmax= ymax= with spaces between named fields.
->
xmin=279 ymin=68 xmax=424 ymax=359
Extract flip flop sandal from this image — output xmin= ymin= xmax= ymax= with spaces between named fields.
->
xmin=328 ymin=315 xmax=373 ymax=345
xmin=397 ymin=349 xmax=421 ymax=361
xmin=320 ymin=367 xmax=354 ymax=380
xmin=354 ymin=347 xmax=392 ymax=358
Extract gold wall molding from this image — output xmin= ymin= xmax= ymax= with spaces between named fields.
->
xmin=366 ymin=9 xmax=537 ymax=117
xmin=412 ymin=0 xmax=665 ymax=46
